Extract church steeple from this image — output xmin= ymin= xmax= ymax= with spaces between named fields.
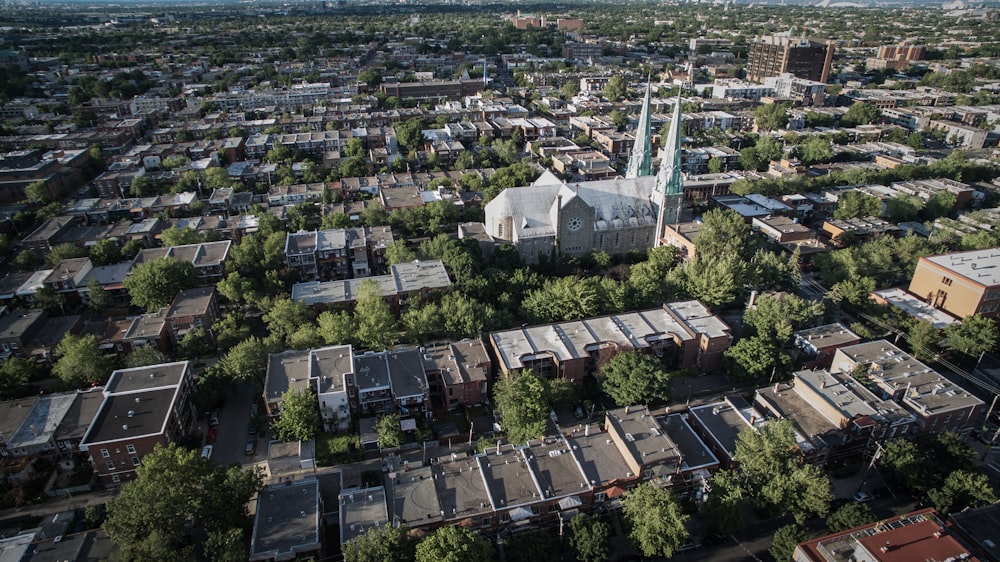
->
xmin=625 ymin=79 xmax=654 ymax=179
xmin=654 ymin=93 xmax=685 ymax=247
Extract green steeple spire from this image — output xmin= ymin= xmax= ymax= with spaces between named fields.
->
xmin=625 ymin=80 xmax=654 ymax=179
xmin=656 ymin=93 xmax=684 ymax=196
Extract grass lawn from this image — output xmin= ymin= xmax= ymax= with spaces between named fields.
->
xmin=316 ymin=433 xmax=363 ymax=466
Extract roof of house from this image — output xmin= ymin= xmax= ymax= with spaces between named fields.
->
xmin=385 ymin=463 xmax=442 ymax=527
xmin=339 ymin=486 xmax=388 ymax=544
xmin=165 ymin=287 xmax=215 ymax=319
xmin=252 ymin=479 xmax=321 ymax=560
xmin=919 ymin=248 xmax=1000 ymax=288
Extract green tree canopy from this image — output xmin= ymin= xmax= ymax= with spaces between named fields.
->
xmin=769 ymin=524 xmax=808 ymax=562
xmin=945 ymin=315 xmax=998 ymax=357
xmin=752 ymin=103 xmax=790 ymax=131
xmin=415 ymin=526 xmax=493 ymax=562
xmin=505 ymin=528 xmax=557 ymax=562
xmin=834 ymin=191 xmax=881 ymax=220
xmin=218 ymin=337 xmax=268 ymax=382
xmin=567 ymin=513 xmax=610 ymax=562
xmin=89 ymin=239 xmax=123 ymax=266
xmin=343 ymin=524 xmax=414 ymax=562
xmin=160 ymin=226 xmax=205 ymax=248
xmin=798 ymin=136 xmax=834 ymax=165
xmin=622 ymin=482 xmax=690 ymax=558
xmin=0 ymin=356 xmax=42 ymax=400
xmin=354 ymin=279 xmax=397 ymax=351
xmin=704 ymin=469 xmax=746 ymax=532
xmin=122 ymin=257 xmax=198 ymax=311
xmin=603 ymin=75 xmax=627 ymax=101
xmin=124 ymin=346 xmax=169 ymax=369
xmin=599 ymin=351 xmax=673 ymax=406
xmin=885 ymin=194 xmax=924 ymax=223
xmin=841 ymin=102 xmax=881 ymax=127
xmin=271 ymin=387 xmax=320 ymax=442
xmin=376 ymin=413 xmax=403 ymax=449
xmin=53 ymin=334 xmax=116 ymax=387
xmin=928 ymin=469 xmax=998 ymax=515
xmin=493 ymin=370 xmax=550 ymax=445
xmin=103 ymin=443 xmax=262 ymax=562
xmin=826 ymin=502 xmax=875 ymax=532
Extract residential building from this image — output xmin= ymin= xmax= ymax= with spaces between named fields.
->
xmin=792 ymin=323 xmax=862 ymax=369
xmin=871 ymin=287 xmax=960 ymax=329
xmin=251 ymin=479 xmax=322 ymax=562
xmin=604 ymin=406 xmax=683 ymax=486
xmin=22 ymin=216 xmax=81 ymax=257
xmin=686 ymin=396 xmax=756 ymax=468
xmin=131 ymin=240 xmax=232 ymax=282
xmin=908 ymin=249 xmax=1000 ymax=319
xmin=830 ymin=340 xmax=983 ymax=434
xmin=53 ymin=388 xmax=106 ymax=461
xmin=285 ymin=229 xmax=350 ymax=281
xmin=164 ymin=287 xmax=219 ymax=346
xmin=660 ymin=222 xmax=703 ymax=260
xmin=747 ymin=33 xmax=835 ymax=84
xmin=339 ymin=486 xmax=388 ymax=545
xmin=291 ymin=259 xmax=452 ymax=310
xmin=79 ymin=362 xmax=194 ymax=485
xmin=794 ymin=509 xmax=976 ymax=562
xmin=0 ymin=308 xmax=47 ymax=358
xmin=420 ymin=339 xmax=491 ymax=412
xmin=820 ymin=217 xmax=901 ymax=246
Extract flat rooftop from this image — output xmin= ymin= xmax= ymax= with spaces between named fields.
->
xmin=872 ymin=288 xmax=958 ymax=329
xmin=432 ymin=452 xmax=492 ymax=522
xmin=794 ymin=322 xmax=861 ymax=351
xmin=310 ymin=345 xmax=353 ymax=394
xmin=921 ymin=248 xmax=1000 ymax=288
xmin=265 ymin=350 xmax=311 ymax=402
xmin=478 ymin=446 xmax=542 ymax=511
xmin=385 ymin=463 xmax=442 ymax=527
xmin=525 ymin=438 xmax=589 ymax=501
xmin=688 ymin=397 xmax=755 ymax=461
xmin=659 ymin=414 xmax=719 ymax=472
xmin=565 ymin=428 xmax=632 ymax=487
xmin=339 ymin=486 xmax=389 ymax=544
xmin=104 ymin=362 xmax=188 ymax=394
xmin=54 ymin=389 xmax=106 ymax=442
xmin=834 ymin=340 xmax=983 ymax=416
xmin=6 ymin=393 xmax=77 ymax=449
xmin=82 ymin=386 xmax=178 ymax=445
xmin=606 ymin=406 xmax=681 ymax=471
xmin=252 ymin=479 xmax=321 ymax=560
xmin=165 ymin=287 xmax=215 ymax=318
xmin=385 ymin=348 xmax=427 ymax=399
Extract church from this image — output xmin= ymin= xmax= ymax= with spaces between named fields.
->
xmin=483 ymin=86 xmax=685 ymax=264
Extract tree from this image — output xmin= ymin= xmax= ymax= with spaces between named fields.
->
xmin=272 ymin=387 xmax=320 ymax=442
xmin=87 ymin=278 xmax=110 ymax=313
xmin=743 ymin=293 xmax=824 ymax=344
xmin=355 ymin=280 xmax=397 ymax=351
xmin=178 ymin=327 xmax=212 ymax=359
xmin=104 ymin=443 xmax=261 ymax=562
xmin=603 ymin=75 xmax=626 ymax=102
xmin=752 ymin=103 xmax=790 ymax=131
xmin=928 ymin=469 xmax=998 ymax=515
xmin=908 ymin=319 xmax=941 ymax=362
xmin=219 ymin=337 xmax=268 ymax=382
xmin=25 ymin=180 xmax=52 ymax=204
xmin=124 ymin=346 xmax=169 ymax=369
xmin=923 ymin=191 xmax=956 ymax=220
xmin=704 ymin=469 xmax=746 ymax=532
xmin=53 ymin=334 xmax=115 ymax=387
xmin=263 ymin=299 xmax=316 ymax=347
xmin=833 ymin=191 xmax=881 ymax=220
xmin=560 ymin=81 xmax=580 ymax=99
xmin=204 ymin=167 xmax=233 ymax=190
xmin=343 ymin=524 xmax=415 ymax=562
xmin=522 ymin=276 xmax=606 ymax=323
xmin=493 ymin=370 xmax=550 ymax=445
xmin=357 ymin=68 xmax=383 ymax=89
xmin=945 ymin=315 xmax=998 ymax=357
xmin=880 ymin=439 xmax=933 ymax=494
xmin=46 ymin=243 xmax=88 ymax=267
xmin=770 ymin=524 xmax=808 ymax=562
xmin=212 ymin=312 xmax=252 ymax=350
xmin=386 ymin=240 xmax=417 ymax=265
xmin=764 ymin=463 xmax=832 ymax=524
xmin=0 ymin=357 xmax=41 ymax=400
xmin=415 ymin=526 xmax=492 ymax=562
xmin=885 ymin=194 xmax=923 ymax=223
xmin=130 ymin=175 xmax=153 ymax=197
xmin=567 ymin=513 xmax=610 ymax=562
xmin=377 ymin=413 xmax=403 ymax=449
xmin=12 ymin=249 xmax=41 ymax=272
xmin=205 ymin=528 xmax=247 ymax=562
xmin=609 ymin=109 xmax=628 ymax=130
xmin=599 ymin=351 xmax=672 ymax=406
xmin=622 ymin=482 xmax=689 ymax=558
xmin=798 ymin=136 xmax=834 ymax=165
xmin=318 ymin=310 xmax=355 ymax=346
xmin=724 ymin=336 xmax=791 ymax=380
xmin=89 ymin=239 xmax=122 ymax=266
xmin=826 ymin=502 xmax=875 ymax=532
xmin=322 ymin=213 xmax=352 ymax=229
xmin=841 ymin=102 xmax=881 ymax=127
xmin=160 ymin=226 xmax=204 ymax=248
xmin=122 ymin=257 xmax=198 ymax=311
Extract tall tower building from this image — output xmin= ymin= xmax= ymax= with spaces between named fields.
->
xmin=625 ymin=81 xmax=654 ymax=179
xmin=746 ymin=33 xmax=835 ymax=84
xmin=654 ymin=95 xmax=684 ymax=247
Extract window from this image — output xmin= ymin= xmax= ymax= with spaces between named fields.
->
xmin=112 ymin=474 xmax=120 ymax=483
xmin=549 ymin=504 xmax=559 ymax=512
xmin=500 ymin=514 xmax=511 ymax=523
xmin=448 ymin=388 xmax=454 ymax=396
xmin=106 ymin=461 xmax=116 ymax=471
xmin=480 ymin=518 xmax=491 ymax=528
xmin=101 ymin=449 xmax=110 ymax=458
xmin=942 ymin=277 xmax=953 ymax=286
xmin=132 ymin=457 xmax=141 ymax=467
xmin=497 ymin=223 xmax=504 ymax=238
xmin=126 ymin=445 xmax=136 ymax=454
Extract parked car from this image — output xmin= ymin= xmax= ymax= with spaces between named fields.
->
xmin=209 ymin=409 xmax=221 ymax=426
xmin=853 ymin=491 xmax=873 ymax=503
xmin=244 ymin=438 xmax=257 ymax=456
xmin=201 ymin=445 xmax=213 ymax=459
xmin=206 ymin=428 xmax=217 ymax=444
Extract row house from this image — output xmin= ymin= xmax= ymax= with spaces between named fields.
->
xmin=23 ymin=216 xmax=82 ymax=257
xmin=819 ymin=217 xmax=901 ymax=247
xmin=285 ymin=229 xmax=349 ymax=281
xmin=0 ymin=308 xmax=47 ymax=359
xmin=0 ymin=388 xmax=104 ymax=467
xmin=290 ymin=259 xmax=452 ymax=312
xmin=489 ymin=301 xmax=732 ymax=383
xmin=164 ymin=287 xmax=219 ymax=346
xmin=792 ymin=323 xmax=862 ymax=370
xmin=132 ymin=240 xmax=232 ymax=282
xmin=351 ymin=349 xmax=430 ymax=418
xmin=267 ymin=182 xmax=326 ymax=207
xmin=262 ymin=346 xmax=353 ymax=432
xmin=420 ymin=339 xmax=491 ymax=412
xmin=830 ymin=340 xmax=984 ymax=435
xmin=79 ymin=361 xmax=195 ymax=485
xmin=93 ymin=168 xmax=145 ymax=199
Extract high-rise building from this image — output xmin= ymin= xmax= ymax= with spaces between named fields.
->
xmin=747 ymin=33 xmax=835 ymax=84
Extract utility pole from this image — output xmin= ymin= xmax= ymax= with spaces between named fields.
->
xmin=984 ymin=393 xmax=999 ymax=433
xmin=980 ymin=425 xmax=1000 ymax=462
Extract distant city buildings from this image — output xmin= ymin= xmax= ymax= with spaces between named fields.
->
xmin=747 ymin=32 xmax=835 ymax=84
